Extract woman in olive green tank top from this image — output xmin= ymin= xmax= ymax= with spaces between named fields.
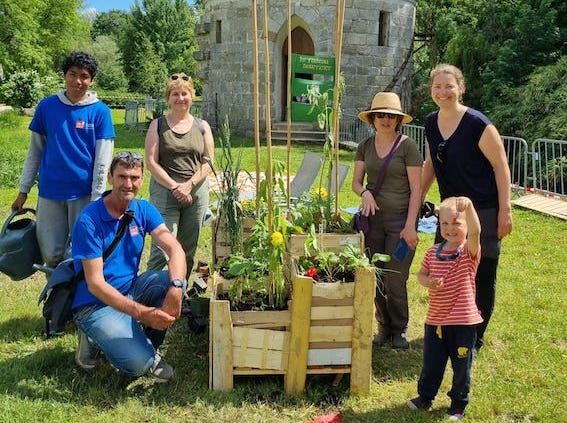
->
xmin=145 ymin=74 xmax=215 ymax=273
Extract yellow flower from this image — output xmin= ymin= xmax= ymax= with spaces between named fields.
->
xmin=271 ymin=231 xmax=284 ymax=247
xmin=318 ymin=187 xmax=328 ymax=199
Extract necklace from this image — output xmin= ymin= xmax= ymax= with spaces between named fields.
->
xmin=435 ymin=240 xmax=463 ymax=261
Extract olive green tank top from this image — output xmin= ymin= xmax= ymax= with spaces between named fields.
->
xmin=157 ymin=116 xmax=205 ymax=183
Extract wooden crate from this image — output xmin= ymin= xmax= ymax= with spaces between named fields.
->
xmin=285 ymin=262 xmax=376 ymax=395
xmin=286 ymin=232 xmax=364 ymax=258
xmin=212 ymin=217 xmax=256 ymax=265
xmin=209 ymin=274 xmax=291 ymax=391
xmin=209 ymin=265 xmax=376 ymax=395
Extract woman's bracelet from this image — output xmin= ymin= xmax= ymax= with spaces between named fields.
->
xmin=360 ymin=189 xmax=369 ymax=197
xmin=170 ymin=185 xmax=179 ymax=192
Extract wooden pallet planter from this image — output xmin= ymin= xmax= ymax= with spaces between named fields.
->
xmin=285 ymin=260 xmax=376 ymax=395
xmin=209 ymin=274 xmax=291 ymax=391
xmin=212 ymin=217 xmax=256 ymax=265
xmin=209 ymin=264 xmax=376 ymax=395
xmin=286 ymin=231 xmax=364 ymax=257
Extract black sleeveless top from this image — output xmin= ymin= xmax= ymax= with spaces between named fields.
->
xmin=425 ymin=108 xmax=499 ymax=209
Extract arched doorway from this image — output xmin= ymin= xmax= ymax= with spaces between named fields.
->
xmin=281 ymin=27 xmax=314 ymax=119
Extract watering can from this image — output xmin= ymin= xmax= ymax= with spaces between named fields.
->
xmin=0 ymin=208 xmax=43 ymax=281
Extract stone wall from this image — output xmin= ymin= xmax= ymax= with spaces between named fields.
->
xmin=197 ymin=0 xmax=416 ymax=135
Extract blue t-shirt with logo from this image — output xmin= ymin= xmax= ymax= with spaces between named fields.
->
xmin=29 ymin=95 xmax=115 ymax=200
xmin=71 ymin=196 xmax=164 ymax=310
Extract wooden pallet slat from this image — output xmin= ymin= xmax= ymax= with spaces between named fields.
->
xmin=210 ymin=300 xmax=234 ymax=391
xmin=284 ymin=275 xmax=313 ymax=395
xmin=310 ymin=305 xmax=354 ymax=320
xmin=286 ymin=232 xmax=364 ymax=257
xmin=309 ymin=326 xmax=353 ymax=343
xmin=308 ymin=348 xmax=352 ymax=366
xmin=350 ymin=267 xmax=376 ymax=395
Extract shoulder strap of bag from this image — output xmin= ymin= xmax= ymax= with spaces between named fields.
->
xmin=74 ymin=210 xmax=135 ymax=282
xmin=369 ymin=133 xmax=404 ymax=196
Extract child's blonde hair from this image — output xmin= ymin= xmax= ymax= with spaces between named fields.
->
xmin=439 ymin=197 xmax=460 ymax=218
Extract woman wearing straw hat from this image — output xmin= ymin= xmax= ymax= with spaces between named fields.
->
xmin=421 ymin=64 xmax=512 ymax=352
xmin=353 ymin=92 xmax=422 ymax=349
xmin=145 ymin=73 xmax=215 ymax=274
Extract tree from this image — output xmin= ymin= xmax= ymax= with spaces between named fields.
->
xmin=121 ymin=0 xmax=198 ymax=95
xmin=0 ymin=0 xmax=89 ymax=75
xmin=492 ymin=57 xmax=567 ymax=142
xmin=91 ymin=10 xmax=129 ymax=41
xmin=412 ymin=0 xmax=564 ymax=135
xmin=79 ymin=36 xmax=128 ymax=91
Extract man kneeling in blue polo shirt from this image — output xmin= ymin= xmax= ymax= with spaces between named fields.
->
xmin=71 ymin=152 xmax=187 ymax=382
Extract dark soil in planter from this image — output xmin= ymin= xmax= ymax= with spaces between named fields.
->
xmin=217 ymin=291 xmax=289 ymax=312
xmin=309 ymin=271 xmax=356 ymax=283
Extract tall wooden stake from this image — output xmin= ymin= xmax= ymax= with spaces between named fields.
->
xmin=252 ymin=0 xmax=261 ymax=207
xmin=286 ymin=0 xmax=292 ymax=210
xmin=331 ymin=0 xmax=346 ymax=216
xmin=263 ymin=0 xmax=273 ymax=234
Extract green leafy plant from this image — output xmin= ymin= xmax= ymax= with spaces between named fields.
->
xmin=214 ymin=115 xmax=250 ymax=255
xmin=298 ymin=241 xmax=390 ymax=283
xmin=303 ymin=76 xmax=347 ymax=231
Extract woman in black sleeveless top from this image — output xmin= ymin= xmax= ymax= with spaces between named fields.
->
xmin=421 ymin=64 xmax=513 ymax=351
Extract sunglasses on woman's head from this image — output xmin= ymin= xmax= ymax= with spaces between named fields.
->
xmin=373 ymin=112 xmax=399 ymax=119
xmin=170 ymin=74 xmax=191 ymax=81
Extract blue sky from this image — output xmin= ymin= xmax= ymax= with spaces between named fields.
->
xmin=84 ymin=0 xmax=194 ymax=14
xmin=84 ymin=0 xmax=134 ymax=13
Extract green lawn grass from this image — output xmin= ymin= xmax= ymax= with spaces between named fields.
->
xmin=0 ymin=111 xmax=565 ymax=422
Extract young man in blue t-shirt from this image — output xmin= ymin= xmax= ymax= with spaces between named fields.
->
xmin=72 ymin=152 xmax=187 ymax=382
xmin=11 ymin=51 xmax=115 ymax=267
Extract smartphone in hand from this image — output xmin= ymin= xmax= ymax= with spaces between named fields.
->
xmin=393 ymin=238 xmax=409 ymax=262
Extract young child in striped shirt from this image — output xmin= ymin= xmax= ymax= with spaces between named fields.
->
xmin=408 ymin=196 xmax=482 ymax=421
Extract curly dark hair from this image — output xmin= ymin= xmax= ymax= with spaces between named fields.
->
xmin=61 ymin=51 xmax=98 ymax=78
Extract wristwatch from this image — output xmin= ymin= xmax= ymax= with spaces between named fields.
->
xmin=170 ymin=279 xmax=186 ymax=289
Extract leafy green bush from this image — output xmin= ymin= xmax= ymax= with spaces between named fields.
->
xmin=0 ymin=70 xmax=43 ymax=108
xmin=0 ymin=70 xmax=62 ymax=108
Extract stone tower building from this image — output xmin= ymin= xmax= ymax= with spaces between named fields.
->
xmin=196 ymin=0 xmax=416 ymax=135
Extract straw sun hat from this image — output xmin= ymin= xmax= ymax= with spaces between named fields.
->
xmin=357 ymin=92 xmax=413 ymax=125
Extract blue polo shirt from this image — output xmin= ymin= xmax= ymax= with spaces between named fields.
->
xmin=29 ymin=94 xmax=115 ymax=200
xmin=71 ymin=196 xmax=164 ymax=310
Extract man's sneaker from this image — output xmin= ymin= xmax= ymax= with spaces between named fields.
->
xmin=392 ymin=333 xmax=409 ymax=350
xmin=407 ymin=396 xmax=432 ymax=411
xmin=447 ymin=405 xmax=465 ymax=421
xmin=75 ymin=330 xmax=100 ymax=370
xmin=148 ymin=354 xmax=174 ymax=382
xmin=373 ymin=333 xmax=391 ymax=347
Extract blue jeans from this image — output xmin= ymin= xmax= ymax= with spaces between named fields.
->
xmin=73 ymin=271 xmax=172 ymax=377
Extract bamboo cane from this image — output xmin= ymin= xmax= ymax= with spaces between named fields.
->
xmin=252 ymin=0 xmax=261 ymax=209
xmin=331 ymin=0 xmax=346 ymax=216
xmin=262 ymin=0 xmax=273 ymax=234
xmin=286 ymin=0 xmax=292 ymax=210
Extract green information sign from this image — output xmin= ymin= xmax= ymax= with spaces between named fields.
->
xmin=290 ymin=53 xmax=335 ymax=122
